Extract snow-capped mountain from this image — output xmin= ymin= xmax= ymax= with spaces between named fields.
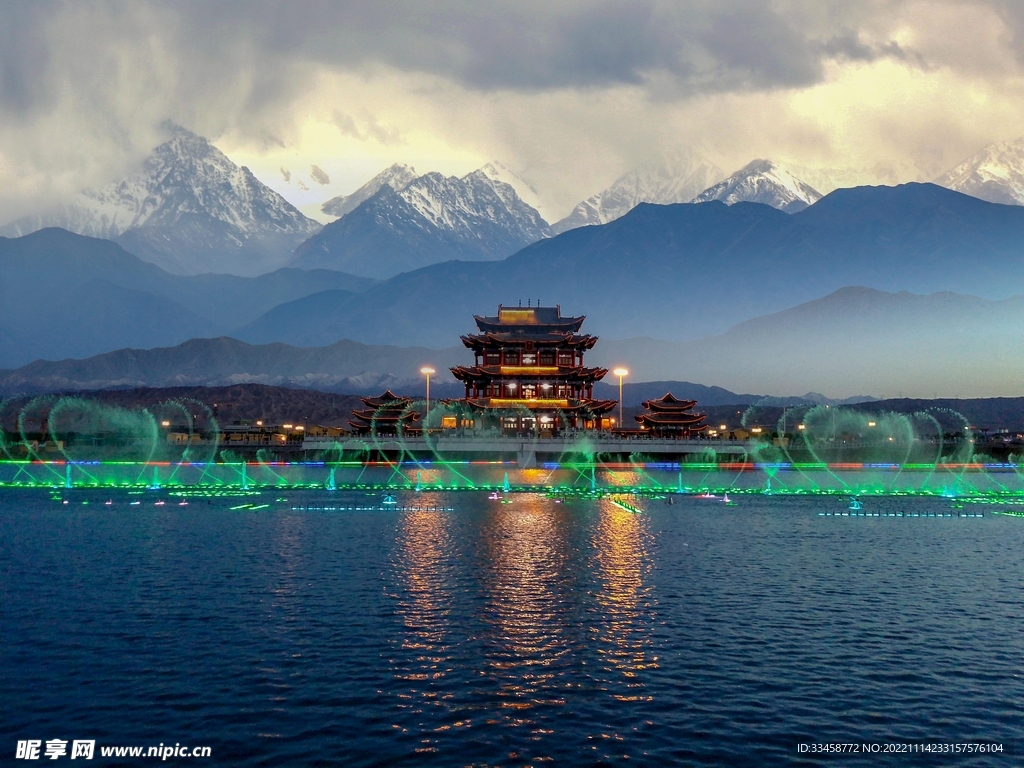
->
xmin=478 ymin=161 xmax=551 ymax=223
xmin=0 ymin=125 xmax=321 ymax=276
xmin=399 ymin=169 xmax=548 ymax=239
xmin=691 ymin=159 xmax=822 ymax=213
xmin=292 ymin=167 xmax=550 ymax=278
xmin=933 ymin=138 xmax=1024 ymax=205
xmin=551 ymin=150 xmax=724 ymax=234
xmin=320 ymin=163 xmax=419 ymax=218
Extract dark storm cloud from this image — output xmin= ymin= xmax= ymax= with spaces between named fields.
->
xmin=219 ymin=0 xmax=912 ymax=93
xmin=0 ymin=3 xmax=52 ymax=114
xmin=0 ymin=0 xmax=929 ymax=121
xmin=0 ymin=0 xmax=1016 ymax=225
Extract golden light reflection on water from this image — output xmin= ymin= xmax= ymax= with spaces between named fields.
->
xmin=386 ymin=493 xmax=659 ymax=759
xmin=593 ymin=497 xmax=658 ymax=702
xmin=389 ymin=493 xmax=455 ymax=733
xmin=479 ymin=495 xmax=574 ymax=714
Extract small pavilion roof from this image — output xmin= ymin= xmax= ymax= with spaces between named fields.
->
xmin=360 ymin=390 xmax=413 ymax=408
xmin=640 ymin=393 xmax=699 ymax=412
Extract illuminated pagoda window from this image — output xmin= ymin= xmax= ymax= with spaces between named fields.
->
xmin=446 ymin=304 xmax=616 ymax=433
xmin=635 ymin=393 xmax=708 ymax=437
xmin=349 ymin=390 xmax=420 ymax=435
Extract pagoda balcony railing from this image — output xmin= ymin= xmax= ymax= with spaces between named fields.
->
xmin=301 ymin=431 xmax=751 ymax=447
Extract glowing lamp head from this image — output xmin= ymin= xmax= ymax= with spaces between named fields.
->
xmin=720 ymin=424 xmax=727 ymax=430
xmin=160 ymin=420 xmax=170 ymax=427
xmin=420 ymin=367 xmax=435 ymax=375
xmin=613 ymin=368 xmax=629 ymax=377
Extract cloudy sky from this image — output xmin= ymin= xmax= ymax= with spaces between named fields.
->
xmin=3 ymin=0 xmax=1024 ymax=222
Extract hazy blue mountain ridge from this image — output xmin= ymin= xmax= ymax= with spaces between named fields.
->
xmin=589 ymin=286 xmax=1024 ymax=398
xmin=243 ymin=183 xmax=1024 ymax=347
xmin=4 ymin=286 xmax=1024 ymax=400
xmin=0 ymin=228 xmax=376 ymax=367
xmin=0 ymin=337 xmax=466 ymax=396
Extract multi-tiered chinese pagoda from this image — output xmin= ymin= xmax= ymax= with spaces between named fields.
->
xmin=449 ymin=305 xmax=616 ymax=434
xmin=635 ymin=393 xmax=708 ymax=436
xmin=349 ymin=391 xmax=419 ymax=435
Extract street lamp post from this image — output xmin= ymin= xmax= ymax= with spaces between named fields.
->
xmin=613 ymin=367 xmax=628 ymax=432
xmin=420 ymin=367 xmax=435 ymax=424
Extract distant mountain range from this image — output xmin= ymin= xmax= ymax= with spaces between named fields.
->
xmin=292 ymin=165 xmax=550 ymax=278
xmin=551 ymin=150 xmax=725 ymax=233
xmin=233 ymin=183 xmax=1024 ymax=348
xmin=3 ymin=284 xmax=1024 ymax=400
xmin=588 ymin=286 xmax=1024 ymax=398
xmin=7 ymin=181 xmax=1024 ymax=388
xmin=0 ymin=336 xmax=467 ymax=397
xmin=0 ymin=125 xmax=321 ymax=276
xmin=0 ymin=334 xmax=867 ymax=407
xmin=7 ymin=124 xmax=1024 ymax=287
xmin=7 ymin=118 xmax=1024 ymax=282
xmin=0 ymin=229 xmax=375 ymax=367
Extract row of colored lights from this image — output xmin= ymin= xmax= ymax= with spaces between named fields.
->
xmin=1 ymin=459 xmax=1021 ymax=472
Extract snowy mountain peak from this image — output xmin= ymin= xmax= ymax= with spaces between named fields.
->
xmin=478 ymin=161 xmax=550 ymax=223
xmin=291 ymin=164 xmax=550 ymax=278
xmin=320 ymin=163 xmax=418 ymax=218
xmin=691 ymin=159 xmax=822 ymax=213
xmin=375 ymin=168 xmax=548 ymax=240
xmin=0 ymin=124 xmax=320 ymax=275
xmin=933 ymin=138 xmax=1024 ymax=206
xmin=552 ymin=149 xmax=725 ymax=233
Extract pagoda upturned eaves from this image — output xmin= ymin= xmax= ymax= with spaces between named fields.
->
xmin=349 ymin=390 xmax=420 ymax=435
xmin=448 ymin=304 xmax=616 ymax=432
xmin=635 ymin=393 xmax=708 ymax=436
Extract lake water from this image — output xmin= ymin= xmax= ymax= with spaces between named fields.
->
xmin=2 ymin=490 xmax=1021 ymax=765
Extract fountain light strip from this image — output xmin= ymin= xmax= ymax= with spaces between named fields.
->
xmin=818 ymin=511 xmax=984 ymax=517
xmin=3 ymin=459 xmax=1023 ymax=470
xmin=291 ymin=507 xmax=455 ymax=512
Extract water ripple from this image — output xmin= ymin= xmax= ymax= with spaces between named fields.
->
xmin=2 ymin=490 xmax=1022 ymax=765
